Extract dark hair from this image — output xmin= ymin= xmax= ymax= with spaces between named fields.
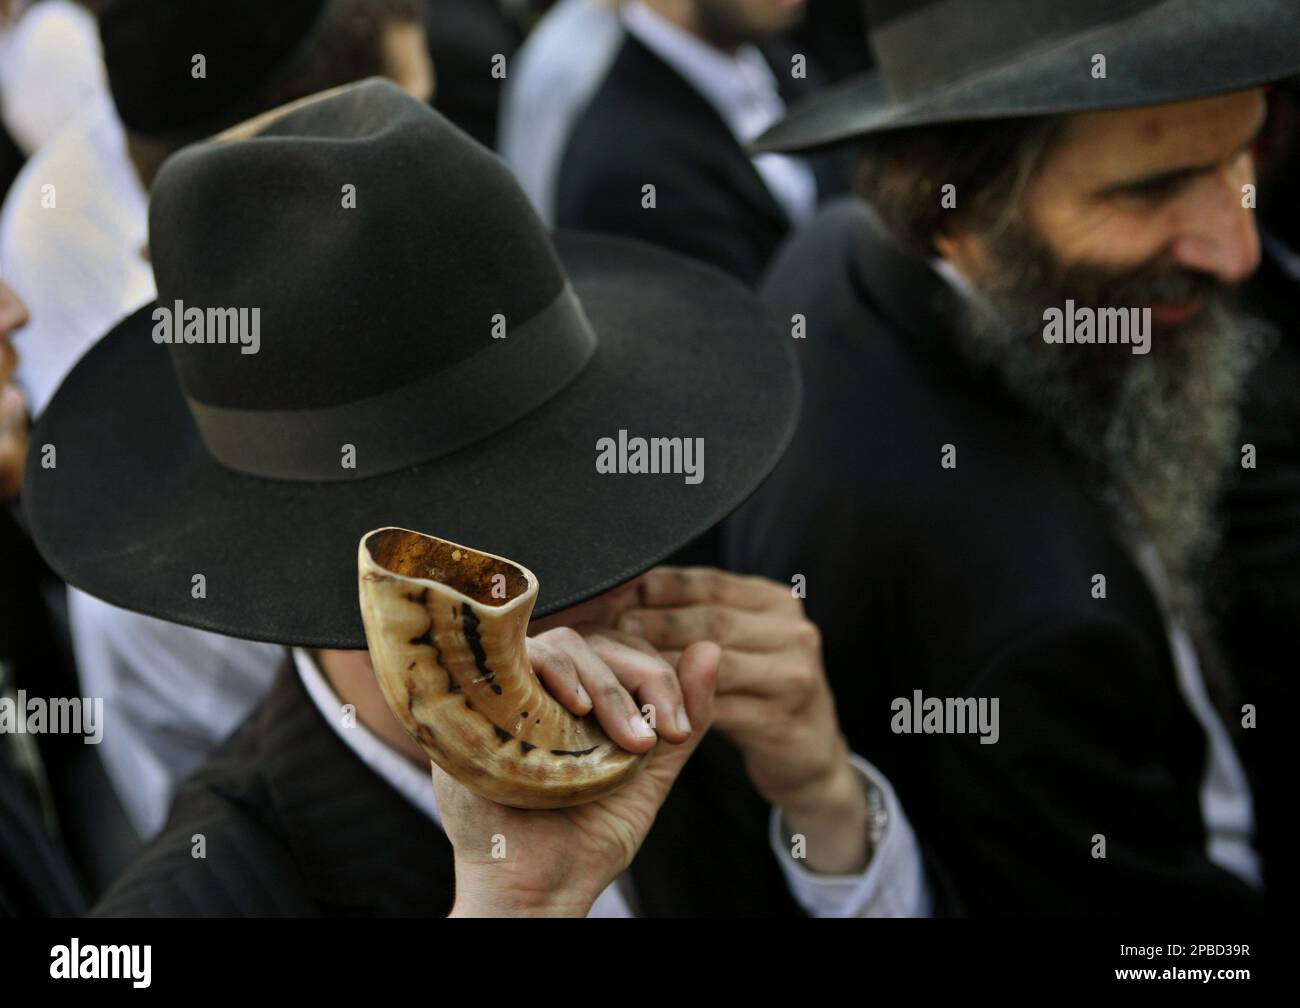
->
xmin=127 ymin=0 xmax=424 ymax=187
xmin=262 ymin=0 xmax=424 ymax=113
xmin=852 ymin=116 xmax=1063 ymax=256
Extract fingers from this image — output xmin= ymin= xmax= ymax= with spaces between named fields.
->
xmin=636 ymin=567 xmax=794 ymax=612
xmin=526 ymin=630 xmax=594 ymax=713
xmin=529 ymin=576 xmax=647 ymax=634
xmin=710 ymin=692 xmax=784 ymax=741
xmin=577 ymin=626 xmax=660 ymax=659
xmin=583 ymin=633 xmax=691 ymax=742
xmin=618 ymin=603 xmax=800 ymax=652
xmin=565 ymin=635 xmax=661 ymax=752
xmin=652 ymin=647 xmax=765 ymax=696
xmin=526 ymin=627 xmax=659 ymax=753
xmin=630 ymin=641 xmax=719 ymax=801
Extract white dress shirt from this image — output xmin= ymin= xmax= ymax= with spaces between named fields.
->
xmin=294 ymin=647 xmax=931 ymax=916
xmin=1129 ymin=540 xmax=1261 ymax=886
xmin=0 ymin=0 xmax=107 ymax=157
xmin=498 ymin=0 xmax=625 ymax=227
xmin=70 ymin=592 xmax=283 ymax=838
xmin=0 ymin=89 xmax=151 ymax=417
xmin=621 ymin=0 xmax=817 ymax=227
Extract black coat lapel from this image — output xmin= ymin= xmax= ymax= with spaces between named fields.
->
xmin=257 ymin=659 xmax=457 ymax=916
xmin=622 ymin=36 xmax=791 ymax=231
xmin=759 ymin=37 xmax=817 ymax=106
xmin=758 ymin=38 xmax=851 ymax=200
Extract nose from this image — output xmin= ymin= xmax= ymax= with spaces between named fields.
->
xmin=1168 ymin=153 xmax=1261 ymax=286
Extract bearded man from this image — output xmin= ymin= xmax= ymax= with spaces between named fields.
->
xmin=638 ymin=0 xmax=1300 ymax=914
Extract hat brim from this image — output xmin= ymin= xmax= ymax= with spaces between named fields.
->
xmin=25 ymin=233 xmax=799 ymax=649
xmin=755 ymin=0 xmax=1300 ymax=153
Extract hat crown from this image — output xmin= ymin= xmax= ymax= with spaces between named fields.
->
xmin=866 ymin=0 xmax=1159 ymax=100
xmin=149 ymin=78 xmax=572 ymax=419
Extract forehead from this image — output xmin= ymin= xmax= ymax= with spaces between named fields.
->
xmin=1046 ymin=89 xmax=1267 ymax=182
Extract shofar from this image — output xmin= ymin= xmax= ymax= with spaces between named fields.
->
xmin=358 ymin=527 xmax=648 ymax=809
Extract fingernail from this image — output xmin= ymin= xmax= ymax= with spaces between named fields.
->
xmin=629 ymin=713 xmax=655 ymax=739
xmin=576 ymin=686 xmax=591 ymax=708
xmin=675 ymin=708 xmax=693 ymax=734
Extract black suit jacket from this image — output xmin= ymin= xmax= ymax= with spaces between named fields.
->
xmin=92 ymin=656 xmax=803 ymax=917
xmin=1214 ymin=236 xmax=1300 ymax=907
xmin=555 ymin=35 xmax=824 ymax=287
xmin=727 ymin=198 xmax=1267 ymax=915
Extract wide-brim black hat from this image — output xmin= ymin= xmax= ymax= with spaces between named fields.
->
xmin=756 ymin=0 xmax=1300 ymax=152
xmin=24 ymin=80 xmax=799 ymax=649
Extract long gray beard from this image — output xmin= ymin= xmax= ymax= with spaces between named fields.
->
xmin=951 ymin=291 xmax=1261 ymax=620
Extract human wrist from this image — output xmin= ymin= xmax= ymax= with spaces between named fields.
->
xmin=448 ymin=864 xmax=595 ymax=918
xmin=780 ymin=759 xmax=873 ymax=874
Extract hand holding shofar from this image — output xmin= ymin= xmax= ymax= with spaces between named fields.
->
xmin=358 ymin=527 xmax=653 ymax=808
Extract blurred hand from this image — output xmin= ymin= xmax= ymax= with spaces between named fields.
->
xmin=435 ymin=624 xmax=720 ymax=916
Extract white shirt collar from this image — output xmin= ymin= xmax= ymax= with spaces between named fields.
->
xmin=292 ymin=647 xmax=443 ymax=826
xmin=622 ymin=0 xmax=784 ymax=144
xmin=929 ymin=256 xmax=976 ymax=300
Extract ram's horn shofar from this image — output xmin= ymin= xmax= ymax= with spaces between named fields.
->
xmin=357 ymin=527 xmax=648 ymax=809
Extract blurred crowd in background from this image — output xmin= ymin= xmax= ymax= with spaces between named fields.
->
xmin=0 ymin=0 xmax=1295 ymax=917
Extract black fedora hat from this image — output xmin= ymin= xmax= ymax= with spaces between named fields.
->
xmin=756 ymin=0 xmax=1300 ymax=152
xmin=23 ymin=79 xmax=799 ymax=649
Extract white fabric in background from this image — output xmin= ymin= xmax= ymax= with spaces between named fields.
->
xmin=0 ymin=0 xmax=107 ymax=156
xmin=498 ymin=0 xmax=624 ymax=226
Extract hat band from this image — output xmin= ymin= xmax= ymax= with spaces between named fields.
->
xmin=185 ymin=283 xmax=597 ymax=482
xmin=872 ymin=0 xmax=1156 ymax=101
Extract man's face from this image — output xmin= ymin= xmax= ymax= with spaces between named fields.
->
xmin=1025 ymin=89 xmax=1266 ymax=325
xmin=694 ymin=0 xmax=806 ymax=46
xmin=934 ymin=89 xmax=1270 ymax=596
